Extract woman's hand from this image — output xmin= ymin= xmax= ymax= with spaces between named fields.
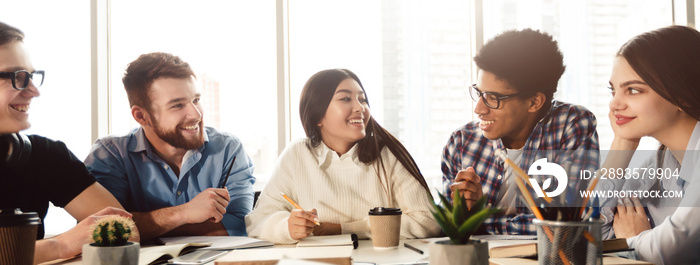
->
xmin=612 ymin=197 xmax=651 ymax=239
xmin=54 ymin=207 xmax=135 ymax=259
xmin=287 ymin=209 xmax=319 ymax=240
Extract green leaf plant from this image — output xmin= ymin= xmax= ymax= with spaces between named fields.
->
xmin=431 ymin=190 xmax=501 ymax=245
xmin=90 ymin=215 xmax=136 ymax=247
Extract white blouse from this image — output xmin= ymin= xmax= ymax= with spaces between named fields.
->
xmin=600 ymin=121 xmax=700 ymax=264
xmin=245 ymin=138 xmax=441 ymax=244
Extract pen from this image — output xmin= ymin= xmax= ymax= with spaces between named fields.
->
xmin=404 ymin=243 xmax=424 ymax=255
xmin=220 ymin=156 xmax=237 ymax=188
xmin=280 ymin=192 xmax=320 ymax=226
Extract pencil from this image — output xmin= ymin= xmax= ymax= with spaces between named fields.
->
xmin=220 ymin=156 xmax=237 ymax=188
xmin=577 ymin=172 xmax=601 ymax=218
xmin=404 ymin=243 xmax=424 ymax=255
xmin=513 ymin=177 xmax=545 ymax=220
xmin=494 ymin=149 xmax=552 ymax=203
xmin=493 ymin=151 xmax=572 ymax=264
xmin=281 ymin=192 xmax=320 ymax=226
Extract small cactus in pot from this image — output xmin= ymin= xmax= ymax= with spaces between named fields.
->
xmin=91 ymin=215 xmax=135 ymax=246
xmin=83 ymin=215 xmax=140 ymax=265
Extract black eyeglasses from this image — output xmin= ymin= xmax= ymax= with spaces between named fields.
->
xmin=0 ymin=70 xmax=45 ymax=90
xmin=469 ymin=84 xmax=523 ymax=109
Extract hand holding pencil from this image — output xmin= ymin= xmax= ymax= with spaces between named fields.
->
xmin=282 ymin=192 xmax=321 ymax=240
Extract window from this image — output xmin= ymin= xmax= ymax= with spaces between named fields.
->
xmin=1 ymin=0 xmax=92 ymax=236
xmin=483 ymin=0 xmax=673 ymax=150
xmin=1 ymin=0 xmax=685 ymax=238
xmin=696 ymin=0 xmax=699 ymax=28
xmin=289 ymin=0 xmax=474 ymax=193
xmin=0 ymin=2 xmax=93 ymax=158
xmin=109 ymin=0 xmax=278 ymax=189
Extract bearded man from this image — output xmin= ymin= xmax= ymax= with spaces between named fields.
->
xmin=85 ymin=52 xmax=255 ymax=240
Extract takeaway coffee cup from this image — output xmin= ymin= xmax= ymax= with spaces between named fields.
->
xmin=0 ymin=208 xmax=40 ymax=265
xmin=368 ymin=207 xmax=401 ymax=249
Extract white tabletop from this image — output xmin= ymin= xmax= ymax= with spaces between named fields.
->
xmin=39 ymin=237 xmax=646 ymax=265
xmin=40 ymin=239 xmax=433 ymax=265
xmin=352 ymin=239 xmax=431 ymax=265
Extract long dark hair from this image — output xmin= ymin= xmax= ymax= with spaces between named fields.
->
xmin=617 ymin=25 xmax=700 ymax=165
xmin=299 ymin=69 xmax=431 ymax=198
xmin=617 ymin=25 xmax=700 ymax=121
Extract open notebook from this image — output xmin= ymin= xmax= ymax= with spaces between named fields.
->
xmin=157 ymin=236 xmax=273 ymax=250
xmin=139 ymin=243 xmax=211 ymax=265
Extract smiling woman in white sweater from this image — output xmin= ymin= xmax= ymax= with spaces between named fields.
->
xmin=245 ymin=69 xmax=440 ymax=244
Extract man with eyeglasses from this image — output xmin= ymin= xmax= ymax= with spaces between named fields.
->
xmin=441 ymin=29 xmax=599 ymax=235
xmin=0 ymin=21 xmax=136 ymax=263
xmin=0 ymin=70 xmax=44 ymax=91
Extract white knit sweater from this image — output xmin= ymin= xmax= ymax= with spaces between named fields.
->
xmin=245 ymin=138 xmax=441 ymax=244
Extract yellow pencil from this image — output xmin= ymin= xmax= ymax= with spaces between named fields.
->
xmin=280 ymin=192 xmax=320 ymax=226
xmin=578 ymin=173 xmax=602 ymax=218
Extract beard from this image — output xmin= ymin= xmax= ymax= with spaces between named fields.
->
xmin=151 ymin=117 xmax=205 ymax=150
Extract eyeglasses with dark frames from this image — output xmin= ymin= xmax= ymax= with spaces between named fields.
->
xmin=469 ymin=84 xmax=523 ymax=109
xmin=0 ymin=70 xmax=45 ymax=90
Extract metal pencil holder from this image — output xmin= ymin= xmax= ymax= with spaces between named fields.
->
xmin=534 ymin=219 xmax=603 ymax=265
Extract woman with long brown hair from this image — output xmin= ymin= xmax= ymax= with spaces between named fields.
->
xmin=246 ymin=69 xmax=439 ymax=244
xmin=600 ymin=25 xmax=700 ymax=264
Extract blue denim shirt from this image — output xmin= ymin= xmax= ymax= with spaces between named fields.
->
xmin=84 ymin=126 xmax=255 ymax=236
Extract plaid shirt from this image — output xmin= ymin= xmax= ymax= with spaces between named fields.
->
xmin=441 ymin=100 xmax=600 ymax=235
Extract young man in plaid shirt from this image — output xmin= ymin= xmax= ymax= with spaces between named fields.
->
xmin=441 ymin=29 xmax=600 ymax=235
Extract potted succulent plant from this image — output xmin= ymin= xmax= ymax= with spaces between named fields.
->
xmin=429 ymin=191 xmax=500 ymax=265
xmin=82 ymin=215 xmax=139 ymax=265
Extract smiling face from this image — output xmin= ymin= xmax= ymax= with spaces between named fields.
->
xmin=317 ymin=78 xmax=371 ymax=153
xmin=474 ymin=70 xmax=542 ymax=149
xmin=609 ymin=56 xmax=684 ymax=140
xmin=142 ymin=77 xmax=204 ymax=150
xmin=0 ymin=41 xmax=40 ymax=134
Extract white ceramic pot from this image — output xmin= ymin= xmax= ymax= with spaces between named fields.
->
xmin=82 ymin=241 xmax=140 ymax=265
xmin=429 ymin=239 xmax=488 ymax=265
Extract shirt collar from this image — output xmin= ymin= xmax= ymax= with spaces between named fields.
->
xmin=679 ymin=121 xmax=700 ymax=183
xmin=539 ymin=100 xmax=558 ymax=123
xmin=314 ymin=140 xmax=362 ymax=168
xmin=685 ymin=120 xmax=700 ymax=153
